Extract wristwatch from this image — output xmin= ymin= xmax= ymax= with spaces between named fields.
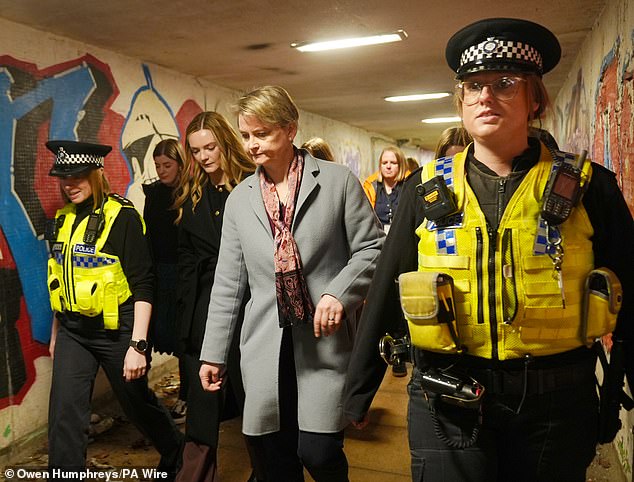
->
xmin=129 ymin=339 xmax=148 ymax=354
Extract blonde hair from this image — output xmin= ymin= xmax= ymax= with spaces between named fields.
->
xmin=377 ymin=146 xmax=407 ymax=183
xmin=173 ymin=111 xmax=255 ymax=224
xmin=434 ymin=127 xmax=472 ymax=158
xmin=235 ymin=85 xmax=299 ymax=127
xmin=60 ymin=168 xmax=110 ymax=210
xmin=301 ymin=137 xmax=335 ymax=162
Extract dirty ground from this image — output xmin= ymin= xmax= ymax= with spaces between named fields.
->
xmin=0 ymin=369 xmax=628 ymax=481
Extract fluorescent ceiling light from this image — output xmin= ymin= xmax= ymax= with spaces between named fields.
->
xmin=385 ymin=93 xmax=451 ymax=102
xmin=421 ymin=116 xmax=462 ymax=124
xmin=291 ymin=30 xmax=407 ymax=52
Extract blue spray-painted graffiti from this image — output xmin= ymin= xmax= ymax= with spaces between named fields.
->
xmin=120 ymin=65 xmax=179 ymax=211
xmin=0 ymin=63 xmax=96 ymax=343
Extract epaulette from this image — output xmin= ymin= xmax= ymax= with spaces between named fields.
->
xmin=108 ymin=193 xmax=135 ymax=207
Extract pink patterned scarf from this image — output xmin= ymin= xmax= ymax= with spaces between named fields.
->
xmin=260 ymin=150 xmax=315 ymax=328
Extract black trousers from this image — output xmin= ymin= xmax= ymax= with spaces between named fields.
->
xmin=254 ymin=328 xmax=348 ymax=482
xmin=48 ymin=324 xmax=183 ymax=471
xmin=407 ymin=360 xmax=598 ymax=482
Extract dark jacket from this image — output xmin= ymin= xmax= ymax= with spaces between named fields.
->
xmin=143 ymin=181 xmax=178 ymax=264
xmin=177 ymin=183 xmax=229 ymax=354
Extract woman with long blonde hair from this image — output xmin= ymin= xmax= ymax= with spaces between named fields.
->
xmin=172 ymin=111 xmax=258 ymax=481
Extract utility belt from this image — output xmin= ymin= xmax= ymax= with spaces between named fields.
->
xmin=58 ymin=310 xmax=107 ymax=331
xmin=469 ymin=360 xmax=596 ymax=397
xmin=58 ymin=299 xmax=133 ymax=332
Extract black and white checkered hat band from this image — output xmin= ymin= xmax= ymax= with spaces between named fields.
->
xmin=56 ymin=147 xmax=104 ymax=168
xmin=460 ymin=38 xmax=543 ymax=71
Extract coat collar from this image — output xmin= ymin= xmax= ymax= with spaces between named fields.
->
xmin=247 ymin=148 xmax=321 ymax=237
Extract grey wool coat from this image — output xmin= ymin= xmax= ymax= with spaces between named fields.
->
xmin=200 ymin=150 xmax=385 ymax=435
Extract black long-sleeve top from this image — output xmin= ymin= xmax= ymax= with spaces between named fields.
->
xmin=143 ymin=181 xmax=179 ymax=264
xmin=344 ymin=141 xmax=634 ymax=422
xmin=177 ymin=183 xmax=229 ymax=354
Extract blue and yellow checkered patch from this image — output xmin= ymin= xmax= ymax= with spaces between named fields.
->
xmin=72 ymin=255 xmax=117 ymax=268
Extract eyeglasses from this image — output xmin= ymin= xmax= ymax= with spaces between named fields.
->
xmin=456 ymin=77 xmax=526 ymax=105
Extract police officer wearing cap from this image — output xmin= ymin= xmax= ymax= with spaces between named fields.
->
xmin=344 ymin=18 xmax=634 ymax=481
xmin=46 ymin=140 xmax=183 ymax=479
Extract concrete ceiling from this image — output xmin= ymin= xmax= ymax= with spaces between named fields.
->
xmin=0 ymin=0 xmax=607 ymax=150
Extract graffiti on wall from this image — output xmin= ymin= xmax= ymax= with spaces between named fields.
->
xmin=0 ymin=54 xmax=202 ymax=410
xmin=592 ymin=37 xmax=634 ymax=212
xmin=555 ymin=69 xmax=591 ymax=154
xmin=121 ymin=65 xmax=180 ymax=211
xmin=554 ymin=33 xmax=634 ymax=214
xmin=0 ymin=54 xmax=128 ymax=409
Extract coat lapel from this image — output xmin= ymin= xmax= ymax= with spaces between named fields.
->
xmin=295 ymin=152 xmax=320 ymax=225
xmin=248 ymin=168 xmax=273 ymax=239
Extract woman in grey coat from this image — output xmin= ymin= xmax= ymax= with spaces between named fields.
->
xmin=199 ymin=85 xmax=384 ymax=481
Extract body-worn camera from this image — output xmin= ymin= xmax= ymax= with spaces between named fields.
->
xmin=416 ymin=176 xmax=459 ymax=222
xmin=420 ymin=369 xmax=484 ymax=409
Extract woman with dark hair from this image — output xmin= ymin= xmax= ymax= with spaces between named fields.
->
xmin=345 ymin=18 xmax=633 ymax=481
xmin=172 ymin=111 xmax=258 ymax=481
xmin=199 ymin=86 xmax=384 ymax=481
xmin=46 ymin=140 xmax=183 ymax=480
xmin=143 ymin=138 xmax=188 ymax=423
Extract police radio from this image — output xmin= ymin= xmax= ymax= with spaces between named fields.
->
xmin=83 ymin=198 xmax=106 ymax=245
xmin=541 ymin=151 xmax=587 ymax=226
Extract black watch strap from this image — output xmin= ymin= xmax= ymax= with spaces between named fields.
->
xmin=129 ymin=339 xmax=148 ymax=353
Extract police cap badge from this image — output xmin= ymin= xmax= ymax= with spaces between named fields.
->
xmin=47 ymin=140 xmax=112 ymax=178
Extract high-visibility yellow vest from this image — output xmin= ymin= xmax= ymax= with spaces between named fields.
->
xmin=408 ymin=143 xmax=606 ymax=360
xmin=47 ymin=195 xmax=141 ymax=330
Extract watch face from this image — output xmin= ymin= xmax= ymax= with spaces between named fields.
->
xmin=136 ymin=340 xmax=148 ymax=352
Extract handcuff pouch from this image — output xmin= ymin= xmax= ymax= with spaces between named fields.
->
xmin=581 ymin=268 xmax=622 ymax=346
xmin=398 ymin=271 xmax=461 ymax=352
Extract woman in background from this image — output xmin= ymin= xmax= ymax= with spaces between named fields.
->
xmin=143 ymin=138 xmax=188 ymax=424
xmin=301 ymin=137 xmax=335 ymax=162
xmin=362 ymin=145 xmax=410 ymax=377
xmin=434 ymin=126 xmax=472 ymax=158
xmin=173 ymin=111 xmax=260 ymax=482
xmin=362 ymin=146 xmax=409 ymax=234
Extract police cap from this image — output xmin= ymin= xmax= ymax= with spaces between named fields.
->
xmin=446 ymin=18 xmax=561 ymax=78
xmin=47 ymin=140 xmax=112 ymax=178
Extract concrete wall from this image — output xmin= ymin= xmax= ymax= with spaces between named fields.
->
xmin=550 ymin=0 xmax=634 ymax=478
xmin=0 ymin=16 xmax=408 ymax=460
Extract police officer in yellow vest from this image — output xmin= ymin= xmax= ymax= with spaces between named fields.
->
xmin=46 ymin=140 xmax=183 ymax=480
xmin=344 ymin=18 xmax=634 ymax=481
